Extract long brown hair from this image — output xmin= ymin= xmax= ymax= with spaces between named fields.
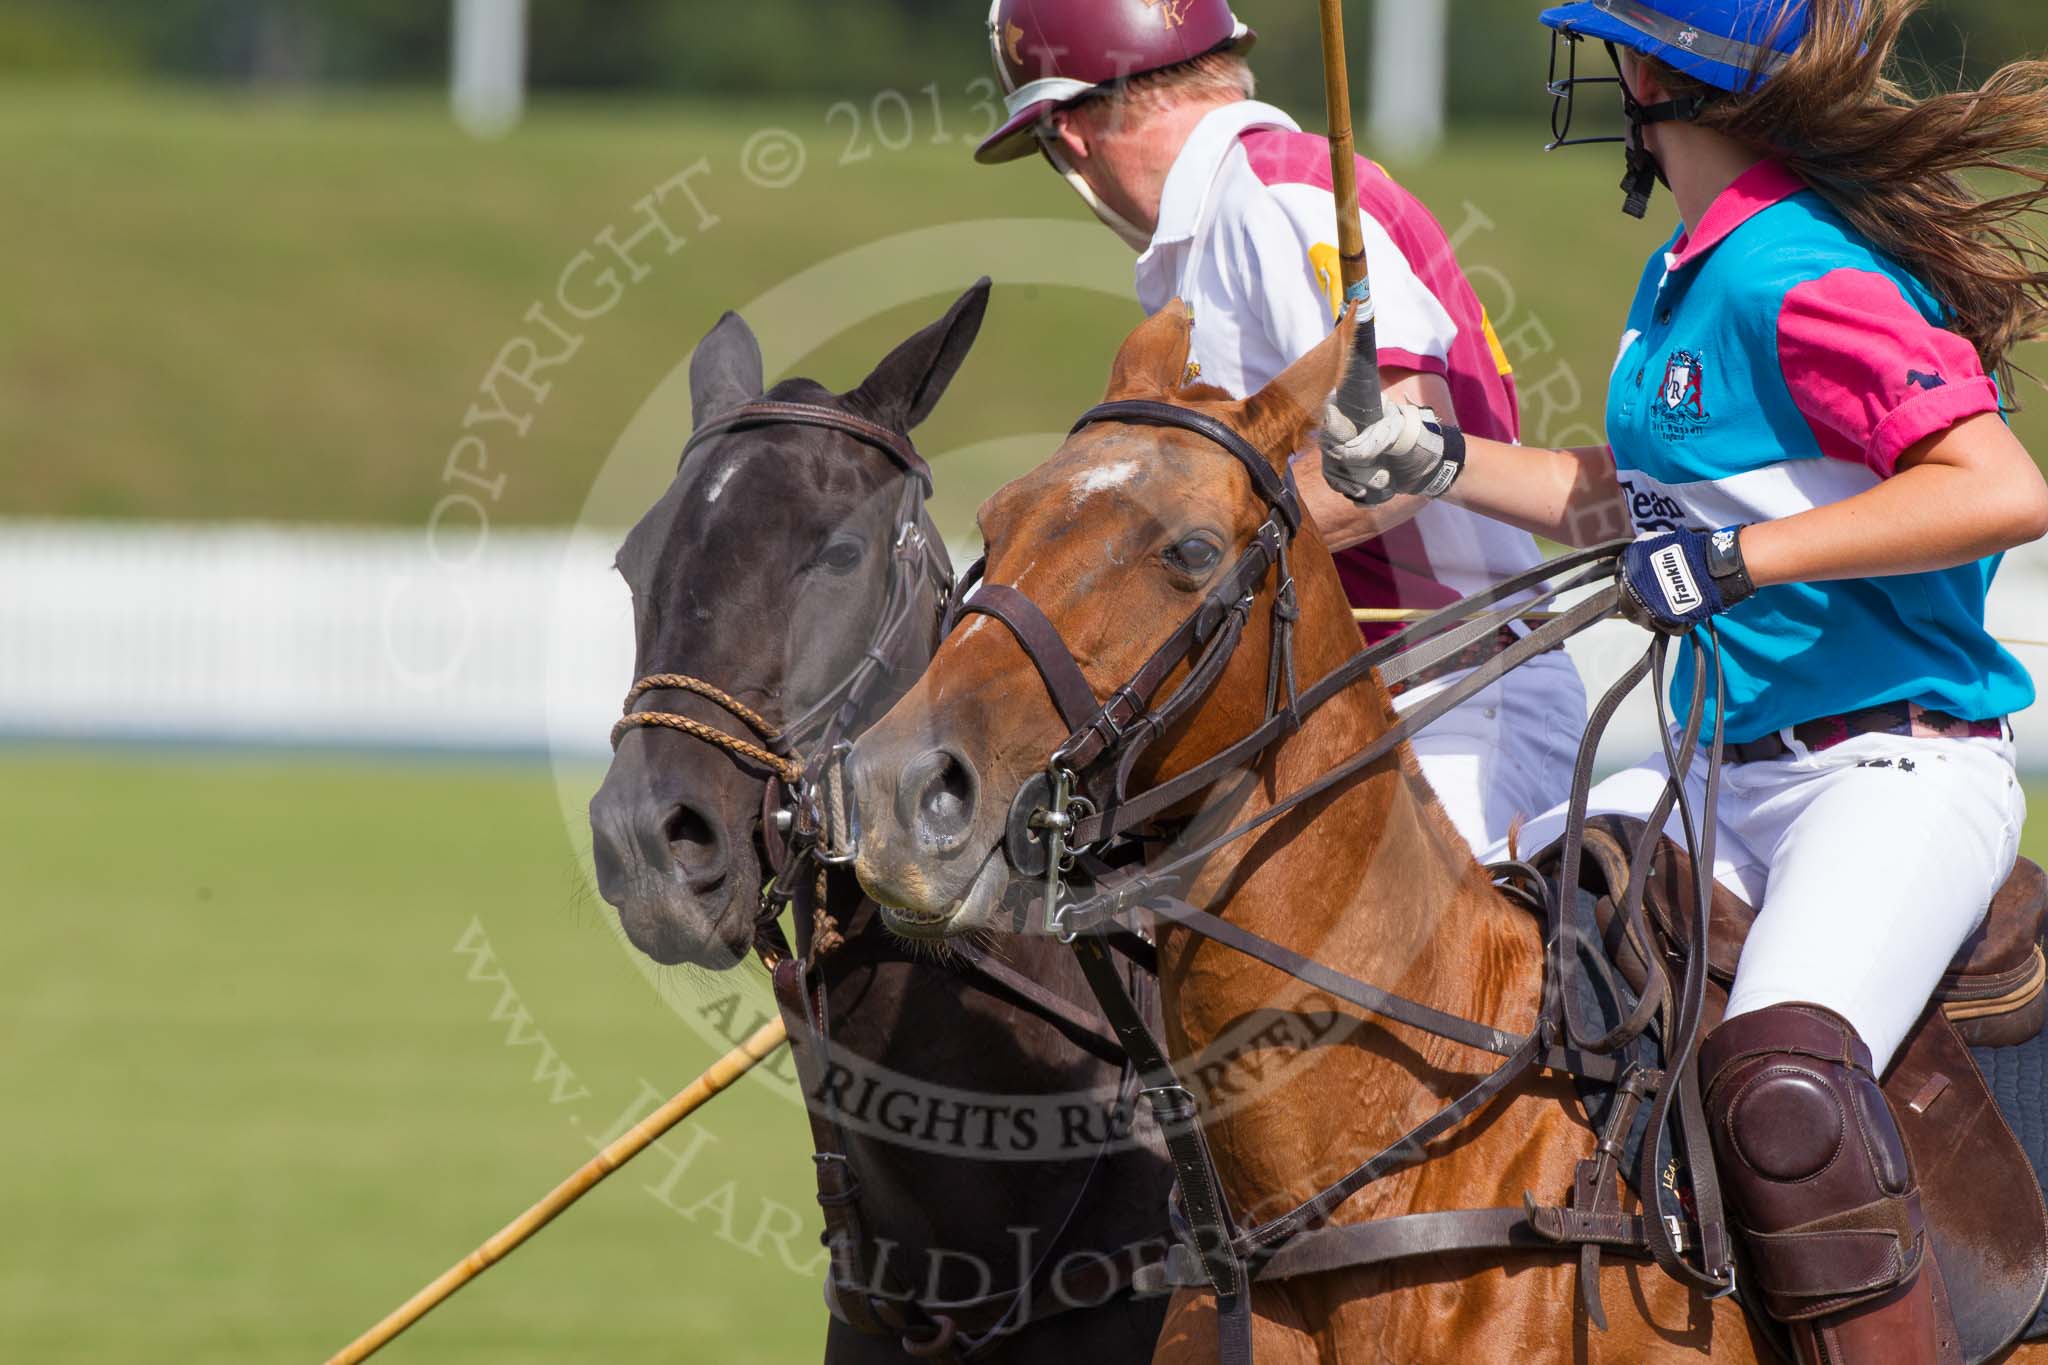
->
xmin=1654 ymin=0 xmax=2048 ymax=394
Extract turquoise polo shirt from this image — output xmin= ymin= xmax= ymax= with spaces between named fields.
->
xmin=1607 ymin=161 xmax=2033 ymax=743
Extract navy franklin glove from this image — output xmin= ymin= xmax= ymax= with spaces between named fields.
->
xmin=1617 ymin=526 xmax=1757 ymax=634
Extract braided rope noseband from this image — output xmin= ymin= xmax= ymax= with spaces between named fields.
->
xmin=611 ymin=673 xmax=806 ymax=783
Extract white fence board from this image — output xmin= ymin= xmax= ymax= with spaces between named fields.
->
xmin=2 ymin=520 xmax=2044 ymax=768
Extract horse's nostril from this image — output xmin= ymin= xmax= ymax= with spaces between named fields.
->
xmin=664 ymin=803 xmax=727 ymax=891
xmin=921 ymin=760 xmax=972 ymax=829
xmin=592 ymin=828 xmax=628 ymax=894
xmin=901 ymin=748 xmax=978 ymax=852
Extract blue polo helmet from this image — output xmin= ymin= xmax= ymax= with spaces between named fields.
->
xmin=1540 ymin=0 xmax=1813 ymax=94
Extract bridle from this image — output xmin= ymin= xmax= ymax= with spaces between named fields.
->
xmin=611 ymin=398 xmax=953 ymax=867
xmin=940 ymin=394 xmax=1742 ymax=1363
xmin=947 ymin=398 xmax=1309 ymax=937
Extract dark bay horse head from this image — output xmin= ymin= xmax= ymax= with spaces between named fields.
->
xmin=590 ymin=281 xmax=990 ymax=966
xmin=848 ymin=302 xmax=1357 ymax=937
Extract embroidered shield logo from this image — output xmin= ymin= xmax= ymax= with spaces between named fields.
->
xmin=1653 ymin=349 xmax=1711 ymax=440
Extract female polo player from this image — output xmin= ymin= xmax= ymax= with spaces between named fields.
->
xmin=1324 ymin=1 xmax=2048 ymax=1358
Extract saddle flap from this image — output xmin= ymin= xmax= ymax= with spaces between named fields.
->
xmin=1944 ymin=859 xmax=2048 ymax=992
xmin=1885 ymin=1010 xmax=2048 ymax=1363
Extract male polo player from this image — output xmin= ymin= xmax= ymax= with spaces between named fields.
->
xmin=974 ymin=0 xmax=1586 ymax=855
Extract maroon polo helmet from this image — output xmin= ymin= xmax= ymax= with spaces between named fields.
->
xmin=975 ymin=0 xmax=1256 ymax=164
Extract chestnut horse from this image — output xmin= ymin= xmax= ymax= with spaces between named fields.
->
xmin=845 ymin=304 xmax=1786 ymax=1362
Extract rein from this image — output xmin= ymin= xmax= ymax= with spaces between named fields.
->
xmin=946 ymin=395 xmax=1740 ymax=1362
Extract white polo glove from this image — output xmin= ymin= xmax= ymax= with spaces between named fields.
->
xmin=1320 ymin=400 xmax=1466 ymax=507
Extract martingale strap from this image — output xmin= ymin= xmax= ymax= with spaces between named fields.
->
xmin=1071 ymin=934 xmax=1256 ymax=1365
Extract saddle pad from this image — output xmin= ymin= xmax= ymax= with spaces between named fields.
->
xmin=1975 ymin=1026 xmax=2048 ymax=1342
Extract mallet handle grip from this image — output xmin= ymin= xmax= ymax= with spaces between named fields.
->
xmin=326 ymin=1017 xmax=790 ymax=1364
xmin=1319 ymin=0 xmax=1385 ymax=430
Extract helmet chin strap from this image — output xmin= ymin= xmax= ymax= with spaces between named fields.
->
xmin=1605 ymin=41 xmax=1710 ymax=220
xmin=1038 ymin=139 xmax=1153 ymax=252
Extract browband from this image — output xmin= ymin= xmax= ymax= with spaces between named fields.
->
xmin=1074 ymin=399 xmax=1302 ymax=532
xmin=684 ymin=400 xmax=933 ymax=492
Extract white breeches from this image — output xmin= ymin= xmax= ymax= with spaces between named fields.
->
xmin=1492 ymin=726 xmax=2026 ymax=1072
xmin=1398 ymin=650 xmax=1589 ymax=857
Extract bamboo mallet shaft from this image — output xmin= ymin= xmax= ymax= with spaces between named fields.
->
xmin=326 ymin=1016 xmax=790 ymax=1365
xmin=1319 ymin=0 xmax=1387 ymax=432
xmin=1318 ymin=0 xmax=1368 ymax=299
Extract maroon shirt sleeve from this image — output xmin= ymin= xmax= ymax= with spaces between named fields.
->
xmin=1774 ymin=267 xmax=2000 ymax=477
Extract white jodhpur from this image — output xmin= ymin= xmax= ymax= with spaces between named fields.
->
xmin=1494 ymin=726 xmax=2026 ymax=1072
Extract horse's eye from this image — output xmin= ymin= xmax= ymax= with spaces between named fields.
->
xmin=1163 ymin=535 xmax=1223 ymax=578
xmin=815 ymin=537 xmax=864 ymax=575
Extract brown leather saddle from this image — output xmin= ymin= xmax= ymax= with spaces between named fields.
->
xmin=1565 ymin=815 xmax=2048 ymax=1364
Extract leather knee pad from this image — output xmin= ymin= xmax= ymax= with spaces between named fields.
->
xmin=1699 ymin=1002 xmax=1928 ymax=1323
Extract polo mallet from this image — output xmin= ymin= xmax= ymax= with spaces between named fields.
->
xmin=326 ymin=1016 xmax=789 ymax=1364
xmin=1318 ymin=0 xmax=1385 ymax=433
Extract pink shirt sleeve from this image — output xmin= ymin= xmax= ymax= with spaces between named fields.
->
xmin=1775 ymin=268 xmax=2000 ymax=477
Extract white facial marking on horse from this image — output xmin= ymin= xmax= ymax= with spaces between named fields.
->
xmin=1070 ymin=460 xmax=1139 ymax=504
xmin=704 ymin=458 xmax=741 ymax=504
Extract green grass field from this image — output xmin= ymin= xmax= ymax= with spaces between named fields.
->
xmin=0 ymin=749 xmax=825 ymax=1364
xmin=6 ymin=84 xmax=2044 ymax=532
xmin=7 ymin=747 xmax=2048 ymax=1363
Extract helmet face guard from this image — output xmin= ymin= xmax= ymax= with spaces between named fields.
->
xmin=1540 ymin=0 xmax=1807 ymax=219
xmin=1547 ymin=29 xmax=1712 ymax=219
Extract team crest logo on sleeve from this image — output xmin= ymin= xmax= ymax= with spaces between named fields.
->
xmin=1652 ymin=349 xmax=1711 ymax=440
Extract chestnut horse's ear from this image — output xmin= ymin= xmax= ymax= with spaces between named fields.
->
xmin=689 ymin=310 xmax=766 ymax=427
xmin=1241 ymin=312 xmax=1358 ymax=472
xmin=846 ymin=277 xmax=992 ymax=432
xmin=1103 ymin=300 xmax=1196 ymax=400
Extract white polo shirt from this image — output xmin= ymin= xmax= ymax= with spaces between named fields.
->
xmin=1133 ymin=101 xmax=1545 ymax=621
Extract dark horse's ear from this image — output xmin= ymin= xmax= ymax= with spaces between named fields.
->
xmin=690 ymin=310 xmax=765 ymax=428
xmin=846 ymin=277 xmax=992 ymax=432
